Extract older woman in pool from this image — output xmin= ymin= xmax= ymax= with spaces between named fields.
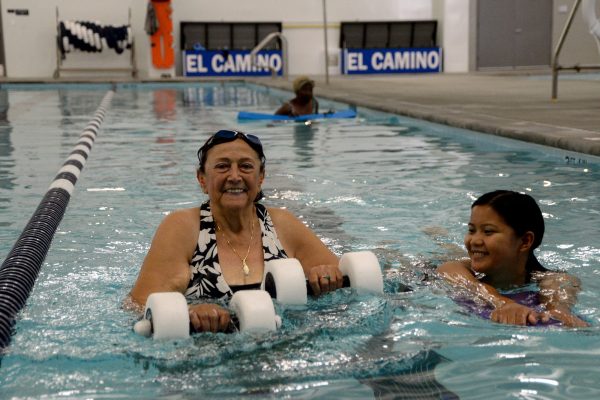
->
xmin=129 ymin=130 xmax=341 ymax=332
xmin=438 ymin=190 xmax=588 ymax=327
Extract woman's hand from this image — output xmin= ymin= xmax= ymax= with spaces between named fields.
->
xmin=491 ymin=301 xmax=548 ymax=326
xmin=307 ymin=264 xmax=343 ymax=296
xmin=189 ymin=303 xmax=231 ymax=333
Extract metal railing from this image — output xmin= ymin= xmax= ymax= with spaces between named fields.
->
xmin=250 ymin=32 xmax=288 ymax=78
xmin=552 ymin=0 xmax=600 ymax=99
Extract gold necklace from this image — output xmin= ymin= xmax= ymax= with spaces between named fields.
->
xmin=216 ymin=217 xmax=255 ymax=276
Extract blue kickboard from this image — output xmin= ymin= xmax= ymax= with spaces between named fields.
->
xmin=237 ymin=108 xmax=357 ymax=121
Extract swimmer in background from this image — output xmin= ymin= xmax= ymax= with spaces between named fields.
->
xmin=275 ymin=76 xmax=319 ymax=117
xmin=437 ymin=190 xmax=588 ymax=327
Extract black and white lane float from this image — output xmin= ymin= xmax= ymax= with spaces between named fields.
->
xmin=133 ymin=251 xmax=384 ymax=339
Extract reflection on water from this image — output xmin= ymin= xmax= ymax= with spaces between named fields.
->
xmin=0 ymin=89 xmax=8 ymax=121
xmin=57 ymin=89 xmax=107 ymax=117
xmin=0 ymin=89 xmax=13 ymax=226
xmin=182 ymin=84 xmax=275 ymax=109
xmin=153 ymin=89 xmax=177 ymax=121
xmin=293 ymin=122 xmax=316 ymax=166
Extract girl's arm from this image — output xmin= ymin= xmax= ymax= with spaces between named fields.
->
xmin=537 ymin=272 xmax=589 ymax=327
xmin=438 ymin=260 xmax=546 ymax=326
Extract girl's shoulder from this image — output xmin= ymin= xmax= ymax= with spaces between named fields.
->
xmin=437 ymin=258 xmax=472 ymax=273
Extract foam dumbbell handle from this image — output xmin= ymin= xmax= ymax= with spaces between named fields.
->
xmin=134 ymin=292 xmax=190 ymax=340
xmin=305 ymin=251 xmax=384 ymax=295
xmin=262 ymin=258 xmax=308 ymax=305
xmin=229 ymin=290 xmax=278 ymax=332
xmin=306 ymin=276 xmax=350 ymax=296
xmin=189 ymin=308 xmax=278 ymax=333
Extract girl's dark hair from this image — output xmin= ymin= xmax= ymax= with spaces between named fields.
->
xmin=473 ymin=190 xmax=546 ymax=274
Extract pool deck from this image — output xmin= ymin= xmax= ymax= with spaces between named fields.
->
xmin=248 ymin=72 xmax=600 ymax=157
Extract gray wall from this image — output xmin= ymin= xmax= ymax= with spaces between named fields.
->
xmin=0 ymin=3 xmax=4 ymax=76
xmin=476 ymin=0 xmax=553 ymax=69
xmin=553 ymin=0 xmax=600 ymax=65
xmin=435 ymin=0 xmax=600 ymax=72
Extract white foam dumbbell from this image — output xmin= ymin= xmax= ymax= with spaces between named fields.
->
xmin=133 ymin=292 xmax=190 ymax=340
xmin=339 ymin=251 xmax=384 ymax=294
xmin=262 ymin=258 xmax=308 ymax=305
xmin=229 ymin=290 xmax=281 ymax=332
xmin=263 ymin=252 xmax=384 ymax=298
xmin=134 ymin=290 xmax=282 ymax=338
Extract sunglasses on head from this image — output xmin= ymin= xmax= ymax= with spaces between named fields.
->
xmin=197 ymin=130 xmax=265 ymax=167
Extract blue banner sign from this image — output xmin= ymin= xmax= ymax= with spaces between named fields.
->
xmin=341 ymin=48 xmax=442 ymax=74
xmin=183 ymin=49 xmax=283 ymax=77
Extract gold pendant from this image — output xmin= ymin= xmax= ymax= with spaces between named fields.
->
xmin=242 ymin=260 xmax=250 ymax=276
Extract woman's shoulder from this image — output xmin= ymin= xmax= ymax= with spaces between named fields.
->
xmin=164 ymin=206 xmax=200 ymax=221
xmin=265 ymin=206 xmax=296 ymax=223
xmin=264 ymin=207 xmax=306 ymax=240
xmin=437 ymin=258 xmax=472 ymax=273
xmin=157 ymin=207 xmax=201 ymax=233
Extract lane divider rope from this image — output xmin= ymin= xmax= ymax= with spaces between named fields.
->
xmin=0 ymin=90 xmax=114 ymax=349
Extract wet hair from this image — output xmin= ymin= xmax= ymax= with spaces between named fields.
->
xmin=472 ymin=190 xmax=546 ymax=274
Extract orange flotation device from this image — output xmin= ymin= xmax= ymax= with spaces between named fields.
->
xmin=150 ymin=0 xmax=174 ymax=69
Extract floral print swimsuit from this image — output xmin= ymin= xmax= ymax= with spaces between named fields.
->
xmin=185 ymin=201 xmax=288 ymax=301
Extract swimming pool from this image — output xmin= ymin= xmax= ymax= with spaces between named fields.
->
xmin=0 ymin=82 xmax=599 ymax=399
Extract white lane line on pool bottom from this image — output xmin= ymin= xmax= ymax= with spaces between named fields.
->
xmin=86 ymin=187 xmax=126 ymax=192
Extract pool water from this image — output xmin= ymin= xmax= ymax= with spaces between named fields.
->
xmin=0 ymin=82 xmax=599 ymax=399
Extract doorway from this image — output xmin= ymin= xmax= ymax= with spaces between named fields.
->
xmin=477 ymin=0 xmax=552 ymax=69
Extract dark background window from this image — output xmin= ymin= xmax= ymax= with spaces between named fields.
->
xmin=340 ymin=21 xmax=437 ymax=49
xmin=181 ymin=22 xmax=282 ymax=51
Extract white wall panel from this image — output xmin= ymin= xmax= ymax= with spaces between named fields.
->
xmin=441 ymin=0 xmax=470 ymax=72
xmin=2 ymin=0 xmax=435 ymax=78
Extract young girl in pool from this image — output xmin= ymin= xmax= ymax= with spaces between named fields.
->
xmin=437 ymin=190 xmax=588 ymax=327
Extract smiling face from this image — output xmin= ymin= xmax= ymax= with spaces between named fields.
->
xmin=464 ymin=205 xmax=533 ymax=286
xmin=198 ymin=138 xmax=264 ymax=211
